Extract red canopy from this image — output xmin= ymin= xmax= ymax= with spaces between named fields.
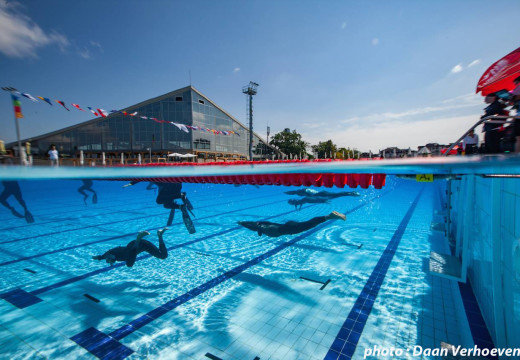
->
xmin=476 ymin=47 xmax=520 ymax=96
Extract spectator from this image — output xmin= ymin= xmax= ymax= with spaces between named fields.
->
xmin=510 ymin=76 xmax=520 ymax=153
xmin=482 ymin=93 xmax=507 ymax=154
xmin=48 ymin=145 xmax=59 ymax=166
xmin=462 ymin=130 xmax=479 ymax=155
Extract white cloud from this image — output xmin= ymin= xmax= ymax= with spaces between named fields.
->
xmin=233 ymin=67 xmax=240 ymax=73
xmin=371 ymin=38 xmax=379 ymax=45
xmin=304 ymin=114 xmax=479 ymax=152
xmin=78 ymin=48 xmax=90 ymax=59
xmin=468 ymin=59 xmax=481 ymax=68
xmin=90 ymin=40 xmax=102 ymax=49
xmin=0 ymin=1 xmax=69 ymax=58
xmin=341 ymin=22 xmax=347 ymax=30
xmin=301 ymin=94 xmax=484 ymax=151
xmin=451 ymin=64 xmax=463 ymax=73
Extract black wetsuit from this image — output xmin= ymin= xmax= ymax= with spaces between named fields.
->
xmin=94 ymin=238 xmax=168 ymax=267
xmin=256 ymin=216 xmax=328 ymax=237
xmin=156 ymin=183 xmax=182 ymax=209
xmin=0 ymin=181 xmax=27 ymax=211
xmin=285 ymin=189 xmax=358 ymax=198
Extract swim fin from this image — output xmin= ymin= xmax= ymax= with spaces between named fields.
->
xmin=92 ymin=193 xmax=98 ymax=204
xmin=167 ymin=208 xmax=175 ymax=226
xmin=24 ymin=210 xmax=34 ymax=223
xmin=181 ymin=205 xmax=196 ymax=234
xmin=181 ymin=193 xmax=195 ymax=216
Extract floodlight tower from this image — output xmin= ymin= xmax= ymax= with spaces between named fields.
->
xmin=242 ymin=81 xmax=259 ymax=160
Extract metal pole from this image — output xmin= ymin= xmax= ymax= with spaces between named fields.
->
xmin=14 ymin=115 xmax=22 ymax=165
xmin=249 ymin=94 xmax=253 ymax=161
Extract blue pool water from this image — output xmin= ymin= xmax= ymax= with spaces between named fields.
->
xmin=0 ymin=160 xmax=517 ymax=360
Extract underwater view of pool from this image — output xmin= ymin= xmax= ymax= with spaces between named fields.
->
xmin=0 ymin=163 xmax=482 ymax=360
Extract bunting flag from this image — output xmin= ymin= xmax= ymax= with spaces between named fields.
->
xmin=37 ymin=96 xmax=53 ymax=106
xmin=11 ymin=94 xmax=23 ymax=118
xmin=4 ymin=86 xmax=240 ymax=136
xmin=56 ymin=100 xmax=70 ymax=111
xmin=87 ymin=107 xmax=99 ymax=116
xmin=21 ymin=93 xmax=38 ymax=102
xmin=72 ymin=103 xmax=86 ymax=111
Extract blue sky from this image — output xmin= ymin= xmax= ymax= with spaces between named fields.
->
xmin=1 ymin=0 xmax=520 ymax=152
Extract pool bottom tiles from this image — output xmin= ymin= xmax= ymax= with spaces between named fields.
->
xmin=0 ymin=180 xmax=474 ymax=359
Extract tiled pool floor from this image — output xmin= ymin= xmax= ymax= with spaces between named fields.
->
xmin=0 ymin=180 xmax=480 ymax=359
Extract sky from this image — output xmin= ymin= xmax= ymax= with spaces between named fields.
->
xmin=1 ymin=0 xmax=520 ymax=153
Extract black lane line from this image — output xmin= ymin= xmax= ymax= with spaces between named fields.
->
xmin=0 ymin=188 xmax=273 ymax=245
xmin=323 ymin=188 xmax=423 ymax=360
xmin=70 ymin=193 xmax=386 ymax=360
xmin=83 ymin=294 xmax=101 ymax=303
xmin=0 ymin=185 xmax=244 ymax=232
xmin=0 ymin=196 xmax=289 ymax=267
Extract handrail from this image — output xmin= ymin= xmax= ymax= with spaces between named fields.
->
xmin=442 ymin=115 xmax=520 ymax=156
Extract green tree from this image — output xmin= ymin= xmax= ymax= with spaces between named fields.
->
xmin=312 ymin=140 xmax=337 ymax=158
xmin=269 ymin=129 xmax=309 ymax=157
xmin=336 ymin=147 xmax=361 ymax=159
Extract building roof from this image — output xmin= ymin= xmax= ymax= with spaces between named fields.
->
xmin=8 ymin=85 xmax=269 ymax=146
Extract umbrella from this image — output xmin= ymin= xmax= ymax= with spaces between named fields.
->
xmin=476 ymin=47 xmax=520 ymax=95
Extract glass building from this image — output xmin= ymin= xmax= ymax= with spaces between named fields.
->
xmin=15 ymin=86 xmax=275 ymax=160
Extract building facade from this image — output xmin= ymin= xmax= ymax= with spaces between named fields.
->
xmin=13 ymin=86 xmax=275 ymax=160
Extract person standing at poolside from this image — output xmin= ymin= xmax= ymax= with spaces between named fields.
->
xmin=462 ymin=130 xmax=479 ymax=155
xmin=510 ymin=76 xmax=520 ymax=153
xmin=48 ymin=145 xmax=59 ymax=167
xmin=482 ymin=93 xmax=507 ymax=154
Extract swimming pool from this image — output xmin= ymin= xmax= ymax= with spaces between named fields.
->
xmin=0 ymin=158 xmax=519 ymax=360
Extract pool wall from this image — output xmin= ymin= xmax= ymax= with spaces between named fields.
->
xmin=447 ymin=176 xmax=520 ymax=353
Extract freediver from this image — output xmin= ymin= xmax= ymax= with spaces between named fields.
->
xmin=0 ymin=181 xmax=34 ymax=223
xmin=78 ymin=180 xmax=98 ymax=205
xmin=238 ymin=211 xmax=346 ymax=237
xmin=123 ymin=181 xmax=195 ymax=233
xmin=92 ymin=228 xmax=169 ymax=267
xmin=288 ymin=196 xmax=330 ymax=210
xmin=284 ymin=188 xmax=360 ymax=198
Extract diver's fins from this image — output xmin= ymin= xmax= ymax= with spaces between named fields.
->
xmin=92 ymin=193 xmax=98 ymax=204
xmin=24 ymin=210 xmax=34 ymax=223
xmin=181 ymin=192 xmax=194 ymax=214
xmin=167 ymin=208 xmax=175 ymax=226
xmin=181 ymin=205 xmax=196 ymax=234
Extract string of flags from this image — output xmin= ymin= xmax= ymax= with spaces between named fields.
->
xmin=2 ymin=86 xmax=240 ymax=136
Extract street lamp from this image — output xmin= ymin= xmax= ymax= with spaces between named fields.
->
xmin=146 ymin=148 xmax=151 ymax=163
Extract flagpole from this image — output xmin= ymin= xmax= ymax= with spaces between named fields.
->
xmin=14 ymin=113 xmax=22 ymax=165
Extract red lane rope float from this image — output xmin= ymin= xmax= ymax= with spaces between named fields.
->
xmin=111 ymin=159 xmax=386 ymax=189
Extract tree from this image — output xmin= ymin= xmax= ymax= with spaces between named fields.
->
xmin=312 ymin=140 xmax=337 ymax=158
xmin=269 ymin=129 xmax=309 ymax=157
xmin=336 ymin=147 xmax=361 ymax=159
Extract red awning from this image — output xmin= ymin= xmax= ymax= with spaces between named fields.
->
xmin=476 ymin=47 xmax=520 ymax=96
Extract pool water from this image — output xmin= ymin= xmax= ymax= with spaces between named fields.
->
xmin=0 ymin=176 xmax=475 ymax=359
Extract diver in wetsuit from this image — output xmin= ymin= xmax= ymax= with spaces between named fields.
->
xmin=155 ymin=183 xmax=195 ymax=232
xmin=0 ymin=181 xmax=34 ymax=223
xmin=123 ymin=181 xmax=195 ymax=233
xmin=288 ymin=196 xmax=329 ymax=210
xmin=92 ymin=228 xmax=169 ymax=267
xmin=238 ymin=211 xmax=346 ymax=237
xmin=78 ymin=180 xmax=98 ymax=205
xmin=284 ymin=188 xmax=360 ymax=198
